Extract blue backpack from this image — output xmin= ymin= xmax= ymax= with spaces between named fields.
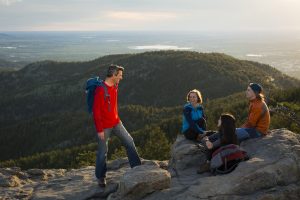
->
xmin=85 ymin=77 xmax=110 ymax=113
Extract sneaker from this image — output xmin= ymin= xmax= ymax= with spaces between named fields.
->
xmin=197 ymin=162 xmax=210 ymax=174
xmin=97 ymin=178 xmax=106 ymax=187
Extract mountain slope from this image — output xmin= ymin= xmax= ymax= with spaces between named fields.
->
xmin=0 ymin=51 xmax=299 ymax=161
xmin=1 ymin=87 xmax=300 ymax=169
xmin=1 ymin=51 xmax=299 ymax=123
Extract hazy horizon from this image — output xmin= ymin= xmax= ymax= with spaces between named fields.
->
xmin=1 ymin=30 xmax=300 ymax=78
xmin=1 ymin=0 xmax=300 ymax=32
xmin=1 ymin=0 xmax=300 ymax=78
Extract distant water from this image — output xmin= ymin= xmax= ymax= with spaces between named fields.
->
xmin=0 ymin=31 xmax=300 ymax=77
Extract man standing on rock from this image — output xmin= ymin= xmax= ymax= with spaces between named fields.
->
xmin=92 ymin=64 xmax=141 ymax=187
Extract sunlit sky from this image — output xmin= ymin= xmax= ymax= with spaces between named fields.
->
xmin=1 ymin=0 xmax=300 ymax=32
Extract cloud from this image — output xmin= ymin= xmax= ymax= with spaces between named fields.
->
xmin=0 ymin=0 xmax=300 ymax=31
xmin=129 ymin=45 xmax=192 ymax=50
xmin=31 ymin=21 xmax=118 ymax=31
xmin=0 ymin=0 xmax=22 ymax=6
xmin=106 ymin=11 xmax=177 ymax=21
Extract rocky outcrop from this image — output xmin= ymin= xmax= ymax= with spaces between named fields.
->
xmin=0 ymin=159 xmax=169 ymax=200
xmin=1 ymin=129 xmax=300 ymax=200
xmin=154 ymin=128 xmax=300 ymax=200
xmin=168 ymin=134 xmax=207 ymax=177
xmin=109 ymin=163 xmax=171 ymax=200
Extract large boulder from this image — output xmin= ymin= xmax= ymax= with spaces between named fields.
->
xmin=109 ymin=163 xmax=171 ymax=200
xmin=0 ymin=129 xmax=299 ymax=200
xmin=168 ymin=135 xmax=207 ymax=177
xmin=146 ymin=129 xmax=300 ymax=200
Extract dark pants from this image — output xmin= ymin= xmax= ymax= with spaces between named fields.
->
xmin=201 ymin=132 xmax=220 ymax=161
xmin=183 ymin=118 xmax=206 ymax=141
xmin=183 ymin=129 xmax=202 ymax=141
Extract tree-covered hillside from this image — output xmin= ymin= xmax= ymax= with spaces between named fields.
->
xmin=0 ymin=51 xmax=299 ymax=162
xmin=1 ymin=87 xmax=299 ymax=169
xmin=0 ymin=58 xmax=26 ymax=69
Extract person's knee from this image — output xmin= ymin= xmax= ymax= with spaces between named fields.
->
xmin=236 ymin=128 xmax=251 ymax=143
xmin=124 ymin=138 xmax=136 ymax=149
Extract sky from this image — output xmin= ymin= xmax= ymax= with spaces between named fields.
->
xmin=0 ymin=0 xmax=300 ymax=32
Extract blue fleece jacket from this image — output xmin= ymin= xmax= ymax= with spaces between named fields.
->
xmin=182 ymin=103 xmax=205 ymax=133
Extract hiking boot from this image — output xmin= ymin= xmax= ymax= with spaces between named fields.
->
xmin=197 ymin=162 xmax=210 ymax=174
xmin=97 ymin=178 xmax=106 ymax=187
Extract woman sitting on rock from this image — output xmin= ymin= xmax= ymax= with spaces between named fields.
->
xmin=200 ymin=83 xmax=270 ymax=147
xmin=236 ymin=83 xmax=270 ymax=142
xmin=181 ymin=89 xmax=207 ymax=142
xmin=197 ymin=113 xmax=238 ymax=173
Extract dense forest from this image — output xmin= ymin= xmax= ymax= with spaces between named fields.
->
xmin=0 ymin=51 xmax=299 ymax=169
xmin=1 ymin=87 xmax=300 ymax=169
xmin=0 ymin=58 xmax=26 ymax=69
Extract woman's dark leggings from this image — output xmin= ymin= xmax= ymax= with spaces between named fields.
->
xmin=201 ymin=132 xmax=220 ymax=161
xmin=183 ymin=129 xmax=201 ymax=141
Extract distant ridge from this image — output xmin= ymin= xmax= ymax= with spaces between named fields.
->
xmin=0 ymin=58 xmax=25 ymax=69
xmin=9 ymin=50 xmax=299 ymax=105
xmin=0 ymin=50 xmax=299 ymax=161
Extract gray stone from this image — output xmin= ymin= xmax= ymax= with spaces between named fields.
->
xmin=166 ymin=129 xmax=300 ymax=199
xmin=31 ymin=166 xmax=122 ymax=200
xmin=117 ymin=164 xmax=171 ymax=200
xmin=27 ymin=169 xmax=46 ymax=176
xmin=0 ymin=174 xmax=21 ymax=187
xmin=1 ymin=129 xmax=300 ymax=200
xmin=168 ymin=135 xmax=207 ymax=176
xmin=0 ymin=168 xmax=29 ymax=180
xmin=107 ymin=158 xmax=129 ymax=170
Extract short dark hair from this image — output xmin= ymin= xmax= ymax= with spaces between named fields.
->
xmin=106 ymin=64 xmax=124 ymax=77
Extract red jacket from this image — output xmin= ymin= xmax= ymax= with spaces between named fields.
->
xmin=92 ymin=82 xmax=120 ymax=132
xmin=242 ymin=98 xmax=270 ymax=135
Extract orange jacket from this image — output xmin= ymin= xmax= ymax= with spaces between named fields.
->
xmin=242 ymin=98 xmax=270 ymax=135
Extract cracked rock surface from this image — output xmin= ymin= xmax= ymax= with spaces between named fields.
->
xmin=1 ymin=129 xmax=300 ymax=200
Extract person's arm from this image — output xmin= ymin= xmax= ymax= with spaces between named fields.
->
xmin=242 ymin=104 xmax=262 ymax=128
xmin=211 ymin=139 xmax=221 ymax=149
xmin=203 ymin=133 xmax=221 ymax=149
xmin=205 ymin=139 xmax=214 ymax=149
xmin=98 ymin=131 xmax=105 ymax=140
xmin=93 ymin=87 xmax=105 ymax=139
xmin=183 ymin=107 xmax=204 ymax=133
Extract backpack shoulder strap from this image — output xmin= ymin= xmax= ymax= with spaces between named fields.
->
xmin=97 ymin=80 xmax=109 ymax=100
xmin=96 ymin=79 xmax=111 ymax=112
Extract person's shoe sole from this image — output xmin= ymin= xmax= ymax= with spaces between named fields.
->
xmin=98 ymin=179 xmax=106 ymax=187
xmin=98 ymin=183 xmax=106 ymax=187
